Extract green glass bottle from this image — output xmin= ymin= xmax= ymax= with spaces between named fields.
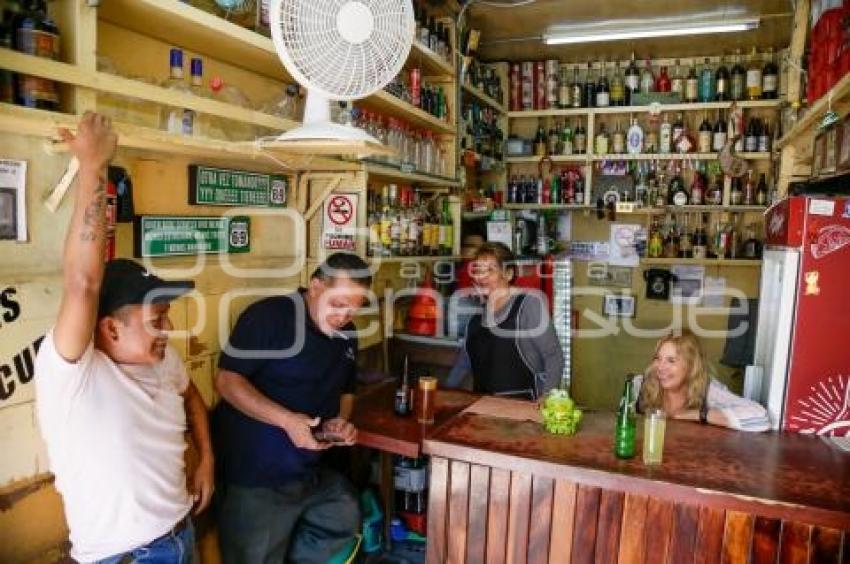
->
xmin=614 ymin=377 xmax=636 ymax=459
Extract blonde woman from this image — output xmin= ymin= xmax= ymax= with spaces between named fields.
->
xmin=634 ymin=331 xmax=771 ymax=432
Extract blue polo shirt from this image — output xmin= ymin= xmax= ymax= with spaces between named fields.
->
xmin=213 ymin=290 xmax=357 ymax=487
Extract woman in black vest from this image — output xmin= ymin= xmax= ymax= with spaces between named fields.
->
xmin=447 ymin=243 xmax=564 ymax=400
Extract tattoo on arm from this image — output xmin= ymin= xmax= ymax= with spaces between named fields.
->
xmin=79 ymin=176 xmax=107 ymax=242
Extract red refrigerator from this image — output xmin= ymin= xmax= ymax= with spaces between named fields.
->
xmin=747 ymin=196 xmax=850 ymax=435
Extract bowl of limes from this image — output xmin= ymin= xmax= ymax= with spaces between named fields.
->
xmin=540 ymin=389 xmax=583 ymax=435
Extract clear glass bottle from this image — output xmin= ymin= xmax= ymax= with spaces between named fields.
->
xmin=746 ymin=47 xmax=763 ymax=101
xmin=160 ymin=48 xmax=193 ymax=135
xmin=670 ymin=59 xmax=685 ymax=99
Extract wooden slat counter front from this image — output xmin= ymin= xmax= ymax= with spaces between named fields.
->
xmin=423 ymin=409 xmax=850 ymax=564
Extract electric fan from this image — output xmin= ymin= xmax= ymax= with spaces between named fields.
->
xmin=264 ymin=0 xmax=415 ymax=158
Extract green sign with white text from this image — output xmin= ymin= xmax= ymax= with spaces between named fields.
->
xmin=134 ymin=215 xmax=251 ymax=258
xmin=189 ymin=165 xmax=286 ymax=207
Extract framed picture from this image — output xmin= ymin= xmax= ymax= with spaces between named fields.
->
xmin=603 ymin=294 xmax=636 ymax=317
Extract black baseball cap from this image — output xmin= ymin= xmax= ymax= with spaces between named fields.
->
xmin=98 ymin=259 xmax=194 ymax=318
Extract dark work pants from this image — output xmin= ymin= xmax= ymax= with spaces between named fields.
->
xmin=216 ymin=468 xmax=360 ymax=564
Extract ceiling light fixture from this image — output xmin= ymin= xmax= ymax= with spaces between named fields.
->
xmin=543 ymin=16 xmax=760 ymax=45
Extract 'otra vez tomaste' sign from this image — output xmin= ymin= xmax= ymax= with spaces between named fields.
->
xmin=189 ymin=165 xmax=286 ymax=207
xmin=134 ymin=215 xmax=251 ymax=257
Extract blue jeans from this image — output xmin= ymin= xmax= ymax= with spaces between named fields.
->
xmin=94 ymin=519 xmax=194 ymax=564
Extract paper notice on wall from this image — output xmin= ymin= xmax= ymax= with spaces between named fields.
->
xmin=0 ymin=160 xmax=27 ymax=241
xmin=322 ymin=193 xmax=358 ymax=251
xmin=670 ymin=265 xmax=705 ymax=304
xmin=703 ymin=276 xmax=727 ymax=307
xmin=608 ymin=224 xmax=640 ymax=267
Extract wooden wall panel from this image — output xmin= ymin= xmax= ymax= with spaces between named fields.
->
xmin=809 ymin=526 xmax=843 ymax=564
xmin=778 ymin=521 xmax=812 ymax=564
xmin=571 ymin=485 xmax=602 ymax=564
xmin=548 ymin=480 xmax=577 ymax=564
xmin=527 ymin=476 xmax=554 ymax=564
xmin=594 ymin=490 xmax=624 ymax=564
xmin=694 ymin=506 xmax=726 ymax=564
xmin=643 ymin=497 xmax=674 ymax=563
xmin=721 ymin=511 xmax=755 ymax=564
xmin=668 ymin=503 xmax=700 ymax=564
xmin=448 ymin=461 xmax=471 ymax=564
xmin=486 ymin=468 xmax=511 ymax=564
xmin=751 ymin=517 xmax=781 ymax=564
xmin=618 ymin=494 xmax=648 ymax=564
xmin=506 ymin=471 xmax=533 ymax=564
xmin=426 ymin=456 xmax=450 ymax=564
xmin=467 ymin=464 xmax=491 ymax=564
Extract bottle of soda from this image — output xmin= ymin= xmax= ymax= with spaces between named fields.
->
xmin=614 ymin=377 xmax=637 ymax=459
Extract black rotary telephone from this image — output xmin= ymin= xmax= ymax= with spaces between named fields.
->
xmin=643 ymin=268 xmax=677 ymax=301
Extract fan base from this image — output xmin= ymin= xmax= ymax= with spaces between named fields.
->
xmin=259 ymin=122 xmax=396 ymax=159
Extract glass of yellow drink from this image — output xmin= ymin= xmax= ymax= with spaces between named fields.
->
xmin=643 ymin=409 xmax=666 ymax=465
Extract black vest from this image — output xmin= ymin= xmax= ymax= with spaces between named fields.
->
xmin=466 ymin=294 xmax=537 ymax=400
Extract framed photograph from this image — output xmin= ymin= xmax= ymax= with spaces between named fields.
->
xmin=603 ymin=294 xmax=636 ymax=318
xmin=0 ymin=160 xmax=27 ymax=241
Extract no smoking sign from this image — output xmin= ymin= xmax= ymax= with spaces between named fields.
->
xmin=322 ymin=193 xmax=358 ymax=251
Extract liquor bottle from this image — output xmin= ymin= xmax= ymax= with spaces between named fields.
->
xmin=548 ymin=122 xmax=559 ymax=155
xmin=655 ymin=65 xmax=671 ymax=92
xmin=680 ymin=215 xmax=693 ymax=258
xmin=670 ymin=173 xmax=689 ymax=206
xmin=14 ymin=0 xmax=60 ymax=110
xmin=610 ymin=62 xmax=626 ymax=106
xmin=645 ymin=127 xmax=658 ymax=153
xmin=690 ymin=171 xmax=705 ymax=205
xmin=389 ymin=185 xmax=401 ymax=256
xmin=394 ymin=356 xmax=412 ymax=416
xmin=756 ymin=173 xmax=768 ymax=206
xmin=743 ymin=170 xmax=755 ymax=205
xmin=685 ymin=62 xmax=699 ymax=103
xmin=712 ymin=111 xmax=728 ymax=152
xmin=672 ymin=112 xmax=685 ymax=145
xmin=715 ymin=55 xmax=730 ymax=101
xmin=640 ymin=59 xmax=655 ymax=93
xmin=380 ymin=185 xmax=393 ymax=256
xmin=659 ymin=113 xmax=672 ymax=153
xmin=762 ymin=47 xmax=778 ymax=99
xmin=534 ymin=121 xmax=547 ymax=156
xmin=571 ymin=65 xmax=584 ymax=108
xmin=730 ymin=177 xmax=744 ymax=206
xmin=744 ymin=118 xmax=758 ymax=152
xmin=625 ymin=52 xmax=640 ymax=105
xmin=584 ymin=62 xmax=597 ymax=108
xmin=626 ymin=118 xmax=644 ymax=154
xmin=707 ymin=175 xmax=723 ymax=205
xmin=561 ymin=120 xmax=574 ymax=155
xmin=730 ymin=48 xmax=746 ymax=101
xmin=160 ymin=48 xmax=194 ymax=135
xmin=698 ymin=57 xmax=714 ymax=103
xmin=746 ymin=48 xmax=763 ymax=101
xmin=611 ymin=121 xmax=625 ymax=154
xmin=440 ymin=196 xmax=453 ymax=256
xmin=648 ymin=217 xmax=664 ymax=256
xmin=558 ymin=65 xmax=572 ymax=108
xmin=742 ymin=223 xmax=763 ymax=259
xmin=693 ymin=225 xmax=708 ymax=259
xmin=596 ymin=61 xmax=610 ymax=107
xmin=698 ymin=113 xmax=712 ymax=153
xmin=594 ymin=122 xmax=610 ymax=155
xmin=574 ymin=121 xmax=587 ymax=154
xmin=670 ymin=59 xmax=685 ymax=99
xmin=368 ymin=192 xmax=381 ymax=257
xmin=758 ymin=120 xmax=771 ymax=152
xmin=550 ymin=172 xmax=561 ymax=204
xmin=614 ymin=378 xmax=637 ymax=459
xmin=0 ymin=4 xmax=15 ymax=104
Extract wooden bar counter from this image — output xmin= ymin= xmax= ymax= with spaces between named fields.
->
xmin=422 ymin=405 xmax=850 ymax=564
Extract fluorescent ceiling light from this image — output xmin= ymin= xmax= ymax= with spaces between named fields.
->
xmin=544 ymin=16 xmax=760 ymax=45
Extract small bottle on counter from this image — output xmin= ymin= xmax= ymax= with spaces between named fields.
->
xmin=614 ymin=377 xmax=637 ymax=459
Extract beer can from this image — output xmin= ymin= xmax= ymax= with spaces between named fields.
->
xmin=545 ymin=59 xmax=559 ymax=109
xmin=509 ymin=62 xmax=521 ymax=111
xmin=521 ymin=61 xmax=534 ymax=111
xmin=533 ymin=61 xmax=546 ymax=110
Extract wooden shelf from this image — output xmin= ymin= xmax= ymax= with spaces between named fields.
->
xmin=97 ymin=0 xmax=289 ymax=81
xmin=641 ymin=258 xmax=762 ymax=267
xmin=506 ymin=154 xmax=588 ymax=164
xmin=776 ymin=73 xmax=850 ymax=149
xmin=0 ymin=103 xmax=350 ymax=172
xmin=618 ymin=205 xmax=768 ymax=214
xmin=504 ymin=203 xmax=589 ymax=210
xmin=462 ymin=211 xmax=492 ymax=220
xmin=367 ymin=255 xmax=463 ymax=264
xmin=0 ymin=48 xmax=297 ymax=132
xmin=508 ymin=100 xmax=780 ymax=120
xmin=363 ymin=161 xmax=461 ymax=188
xmin=589 ymin=152 xmax=771 ymax=161
xmin=462 ymin=83 xmax=506 ymax=114
xmin=410 ymin=40 xmax=455 ymax=78
xmin=360 ymin=90 xmax=456 ymax=134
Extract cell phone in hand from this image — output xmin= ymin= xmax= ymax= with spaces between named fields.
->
xmin=312 ymin=429 xmax=347 ymax=444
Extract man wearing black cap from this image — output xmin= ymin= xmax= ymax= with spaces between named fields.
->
xmin=33 ymin=113 xmax=213 ymax=563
